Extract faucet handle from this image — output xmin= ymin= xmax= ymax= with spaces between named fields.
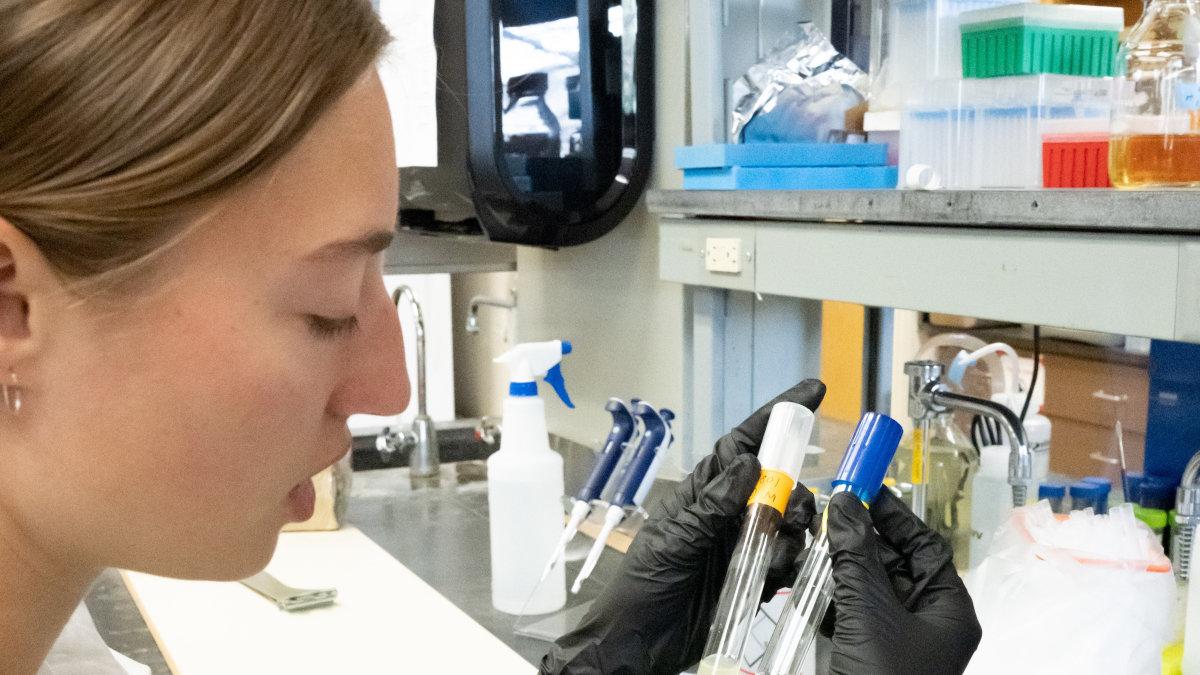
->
xmin=904 ymin=360 xmax=946 ymax=419
xmin=474 ymin=417 xmax=501 ymax=445
xmin=904 ymin=359 xmax=945 ymax=381
xmin=376 ymin=426 xmax=417 ymax=462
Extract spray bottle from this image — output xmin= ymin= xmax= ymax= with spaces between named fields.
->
xmin=488 ymin=340 xmax=574 ymax=614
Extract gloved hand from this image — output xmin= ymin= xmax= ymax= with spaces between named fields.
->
xmin=823 ymin=489 xmax=982 ymax=675
xmin=540 ymin=380 xmax=826 ymax=675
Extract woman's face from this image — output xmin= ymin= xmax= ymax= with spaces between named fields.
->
xmin=0 ymin=72 xmax=409 ymax=580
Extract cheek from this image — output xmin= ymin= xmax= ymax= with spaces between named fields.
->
xmin=61 ymin=294 xmax=336 ymax=536
xmin=154 ymin=310 xmax=331 ymax=495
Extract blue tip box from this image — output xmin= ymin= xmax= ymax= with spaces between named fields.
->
xmin=676 ymin=143 xmax=895 ymax=190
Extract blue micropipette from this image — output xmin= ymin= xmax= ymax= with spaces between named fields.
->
xmin=631 ymin=408 xmax=674 ymax=508
xmin=597 ymin=398 xmax=645 ymax=505
xmin=571 ymin=403 xmax=671 ymax=593
xmin=539 ymin=398 xmax=636 ymax=582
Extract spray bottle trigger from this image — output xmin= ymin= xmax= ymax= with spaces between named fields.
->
xmin=544 ymin=364 xmax=575 ymax=409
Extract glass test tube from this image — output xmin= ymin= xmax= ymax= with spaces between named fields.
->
xmin=698 ymin=402 xmax=815 ymax=675
xmin=759 ymin=412 xmax=903 ymax=675
xmin=756 ymin=515 xmax=835 ymax=675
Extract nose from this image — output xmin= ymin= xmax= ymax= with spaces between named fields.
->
xmin=328 ymin=274 xmax=410 ymax=418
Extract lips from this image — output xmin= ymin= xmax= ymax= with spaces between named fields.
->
xmin=283 ymin=428 xmax=351 ymax=522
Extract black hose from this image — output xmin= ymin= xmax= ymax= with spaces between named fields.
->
xmin=1020 ymin=326 xmax=1041 ymax=423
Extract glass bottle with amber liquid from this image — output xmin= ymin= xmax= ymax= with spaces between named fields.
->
xmin=1110 ymin=0 xmax=1200 ymax=187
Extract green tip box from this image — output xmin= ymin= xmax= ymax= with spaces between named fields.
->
xmin=960 ymin=4 xmax=1124 ymax=78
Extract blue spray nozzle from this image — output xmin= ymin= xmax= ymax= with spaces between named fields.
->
xmin=660 ymin=408 xmax=676 ymax=425
xmin=833 ymin=412 xmax=903 ymax=504
xmin=495 ymin=340 xmax=574 ymax=406
xmin=544 ymin=364 xmax=575 ymax=409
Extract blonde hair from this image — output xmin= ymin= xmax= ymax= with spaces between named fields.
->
xmin=0 ymin=0 xmax=390 ymax=286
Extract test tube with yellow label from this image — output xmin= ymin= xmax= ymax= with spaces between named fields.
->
xmin=697 ymin=402 xmax=815 ymax=675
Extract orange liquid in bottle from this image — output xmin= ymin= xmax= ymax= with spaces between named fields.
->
xmin=1110 ymin=133 xmax=1200 ymax=188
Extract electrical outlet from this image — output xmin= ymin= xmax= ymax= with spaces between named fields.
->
xmin=704 ymin=237 xmax=743 ymax=274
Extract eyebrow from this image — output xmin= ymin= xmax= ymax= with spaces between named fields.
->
xmin=305 ymin=230 xmax=396 ymax=260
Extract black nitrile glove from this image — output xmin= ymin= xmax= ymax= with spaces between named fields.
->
xmin=824 ymin=489 xmax=982 ymax=675
xmin=540 ymin=379 xmax=826 ymax=675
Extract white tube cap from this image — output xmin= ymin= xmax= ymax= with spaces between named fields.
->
xmin=757 ymin=402 xmax=816 ymax=480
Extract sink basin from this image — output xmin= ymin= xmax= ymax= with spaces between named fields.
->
xmin=351 ymin=425 xmax=499 ymax=471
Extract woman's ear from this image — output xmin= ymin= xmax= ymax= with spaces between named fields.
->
xmin=0 ymin=218 xmax=60 ymax=365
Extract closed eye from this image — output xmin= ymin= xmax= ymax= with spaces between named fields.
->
xmin=307 ymin=314 xmax=359 ymax=339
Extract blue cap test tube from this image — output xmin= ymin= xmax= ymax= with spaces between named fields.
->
xmin=757 ymin=412 xmax=903 ymax=675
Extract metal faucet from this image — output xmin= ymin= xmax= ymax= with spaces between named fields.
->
xmin=376 ymin=286 xmax=439 ymax=477
xmin=466 ymin=290 xmax=516 ymax=334
xmin=1173 ymin=451 xmax=1200 ymax=580
xmin=905 ymin=360 xmax=1033 ymax=512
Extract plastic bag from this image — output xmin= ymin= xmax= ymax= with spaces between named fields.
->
xmin=729 ymin=22 xmax=868 ymax=144
xmin=965 ymin=502 xmax=1175 ymax=675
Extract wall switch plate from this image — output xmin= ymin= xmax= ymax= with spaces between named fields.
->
xmin=705 ymin=237 xmax=742 ymax=273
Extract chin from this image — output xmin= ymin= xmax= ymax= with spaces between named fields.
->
xmin=137 ymin=526 xmax=282 ymax=582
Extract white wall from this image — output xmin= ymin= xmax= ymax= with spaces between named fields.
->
xmin=451 ymin=271 xmax=517 ymax=419
xmin=349 ymin=273 xmax=455 ymax=436
xmin=515 ymin=3 xmax=689 ymax=478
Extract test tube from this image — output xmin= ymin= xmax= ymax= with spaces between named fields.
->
xmin=698 ymin=402 xmax=815 ymax=675
xmin=758 ymin=412 xmax=903 ymax=675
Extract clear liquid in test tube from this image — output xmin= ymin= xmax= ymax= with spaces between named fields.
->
xmin=697 ymin=402 xmax=816 ymax=675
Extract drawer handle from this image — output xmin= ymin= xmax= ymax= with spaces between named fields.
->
xmin=1092 ymin=390 xmax=1128 ymax=404
xmin=1088 ymin=451 xmax=1120 ymax=466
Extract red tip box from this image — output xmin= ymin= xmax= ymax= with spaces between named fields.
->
xmin=1042 ymin=133 xmax=1112 ymax=188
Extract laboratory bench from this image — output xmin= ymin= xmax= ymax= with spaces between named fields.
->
xmin=86 ymin=445 xmax=674 ymax=672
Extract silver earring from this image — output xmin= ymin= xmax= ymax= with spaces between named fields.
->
xmin=3 ymin=370 xmax=21 ymax=415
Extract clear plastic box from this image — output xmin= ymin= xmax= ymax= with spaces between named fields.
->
xmin=869 ymin=0 xmax=1030 ymax=111
xmin=899 ymin=74 xmax=1113 ymax=188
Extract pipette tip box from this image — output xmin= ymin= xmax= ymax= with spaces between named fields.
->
xmin=682 ymin=165 xmax=899 ymax=190
xmin=674 ymin=143 xmax=889 ymax=169
xmin=1042 ymin=132 xmax=1111 ymax=188
xmin=676 ymin=143 xmax=894 ymax=190
xmin=960 ymin=4 xmax=1123 ymax=78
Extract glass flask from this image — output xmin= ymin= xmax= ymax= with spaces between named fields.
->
xmin=1110 ymin=0 xmax=1200 ymax=187
xmin=889 ymin=412 xmax=979 ymax=570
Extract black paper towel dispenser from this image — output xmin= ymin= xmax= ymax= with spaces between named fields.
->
xmin=460 ymin=0 xmax=655 ymax=248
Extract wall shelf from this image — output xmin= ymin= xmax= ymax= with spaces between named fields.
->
xmin=650 ymin=189 xmax=1200 ymax=343
xmin=382 ymin=230 xmax=516 ymax=275
xmin=649 ymin=189 xmax=1200 ymax=234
